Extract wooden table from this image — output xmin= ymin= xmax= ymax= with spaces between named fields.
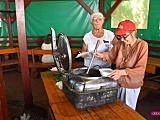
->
xmin=41 ymin=71 xmax=146 ymax=120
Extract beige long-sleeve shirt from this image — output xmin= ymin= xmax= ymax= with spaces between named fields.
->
xmin=102 ymin=38 xmax=148 ymax=88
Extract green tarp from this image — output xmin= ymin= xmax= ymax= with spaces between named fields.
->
xmin=0 ymin=0 xmax=159 ymax=39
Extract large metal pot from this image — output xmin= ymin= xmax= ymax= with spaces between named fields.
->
xmin=51 ymin=33 xmax=119 ymax=93
xmin=71 ymin=67 xmax=102 ymax=80
xmin=65 ymin=67 xmax=118 ymax=92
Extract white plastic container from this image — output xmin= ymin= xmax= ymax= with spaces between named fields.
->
xmin=99 ymin=68 xmax=113 ymax=77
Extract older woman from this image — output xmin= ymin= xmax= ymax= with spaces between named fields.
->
xmin=81 ymin=12 xmax=117 ymax=68
xmin=94 ymin=20 xmax=148 ymax=110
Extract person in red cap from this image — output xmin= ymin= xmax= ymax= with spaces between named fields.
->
xmin=93 ymin=20 xmax=148 ymax=110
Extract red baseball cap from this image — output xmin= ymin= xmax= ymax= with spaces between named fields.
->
xmin=115 ymin=20 xmax=136 ymax=35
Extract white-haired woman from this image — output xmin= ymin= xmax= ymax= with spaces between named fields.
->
xmin=81 ymin=12 xmax=117 ymax=68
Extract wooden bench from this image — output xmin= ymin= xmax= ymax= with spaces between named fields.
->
xmin=28 ymin=48 xmax=55 ymax=78
xmin=143 ymin=57 xmax=160 ymax=90
xmin=144 ymin=40 xmax=160 ymax=89
xmin=29 ymin=47 xmax=83 ymax=78
xmin=145 ymin=40 xmax=160 ymax=75
xmin=0 ymin=46 xmax=55 ymax=77
xmin=139 ymin=40 xmax=160 ymax=100
xmin=0 ymin=47 xmax=20 ymax=72
xmin=0 ymin=47 xmax=83 ymax=78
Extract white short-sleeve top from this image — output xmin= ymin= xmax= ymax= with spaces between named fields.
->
xmin=83 ymin=29 xmax=114 ymax=68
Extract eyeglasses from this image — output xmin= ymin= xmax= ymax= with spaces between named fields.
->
xmin=92 ymin=17 xmax=104 ymax=21
xmin=116 ymin=31 xmax=134 ymax=41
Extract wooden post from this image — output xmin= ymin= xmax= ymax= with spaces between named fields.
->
xmin=0 ymin=61 xmax=9 ymax=120
xmin=15 ymin=0 xmax=33 ymax=108
xmin=99 ymin=0 xmax=105 ymax=15
xmin=76 ymin=0 xmax=93 ymax=15
xmin=104 ymin=0 xmax=122 ymax=21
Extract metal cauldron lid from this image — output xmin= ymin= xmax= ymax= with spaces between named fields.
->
xmin=51 ymin=31 xmax=72 ymax=73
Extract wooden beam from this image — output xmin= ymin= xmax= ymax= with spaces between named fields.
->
xmin=15 ymin=0 xmax=33 ymax=108
xmin=104 ymin=0 xmax=122 ymax=21
xmin=0 ymin=61 xmax=9 ymax=120
xmin=99 ymin=0 xmax=105 ymax=14
xmin=11 ymin=0 xmax=31 ymax=24
xmin=0 ymin=14 xmax=7 ymax=22
xmin=76 ymin=0 xmax=93 ymax=15
xmin=9 ymin=0 xmax=55 ymax=1
xmin=3 ymin=0 xmax=14 ymax=47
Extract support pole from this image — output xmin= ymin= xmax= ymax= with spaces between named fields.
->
xmin=0 ymin=61 xmax=9 ymax=120
xmin=15 ymin=0 xmax=33 ymax=108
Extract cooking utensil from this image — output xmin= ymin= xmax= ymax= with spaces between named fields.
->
xmin=86 ymin=40 xmax=100 ymax=74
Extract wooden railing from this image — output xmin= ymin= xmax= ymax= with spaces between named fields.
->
xmin=0 ymin=36 xmax=45 ymax=49
xmin=145 ymin=40 xmax=160 ymax=58
xmin=0 ymin=36 xmax=83 ymax=49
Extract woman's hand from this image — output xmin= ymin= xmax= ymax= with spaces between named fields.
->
xmin=93 ymin=52 xmax=104 ymax=59
xmin=107 ymin=69 xmax=127 ymax=80
xmin=81 ymin=52 xmax=88 ymax=58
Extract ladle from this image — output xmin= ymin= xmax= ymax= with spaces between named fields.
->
xmin=86 ymin=40 xmax=100 ymax=74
